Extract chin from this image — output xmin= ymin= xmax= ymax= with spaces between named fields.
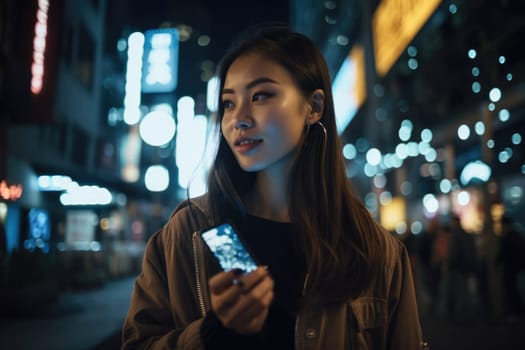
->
xmin=239 ymin=163 xmax=265 ymax=172
xmin=236 ymin=158 xmax=268 ymax=172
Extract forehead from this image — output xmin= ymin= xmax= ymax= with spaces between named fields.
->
xmin=224 ymin=52 xmax=295 ymax=87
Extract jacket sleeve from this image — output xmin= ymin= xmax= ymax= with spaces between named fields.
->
xmin=121 ymin=210 xmax=207 ymax=350
xmin=387 ymin=241 xmax=427 ymax=350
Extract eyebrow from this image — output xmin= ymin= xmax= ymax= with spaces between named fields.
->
xmin=222 ymin=77 xmax=278 ymax=95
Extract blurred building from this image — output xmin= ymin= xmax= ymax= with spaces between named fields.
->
xmin=0 ymin=0 xmax=150 ymax=309
xmin=1 ymin=0 xmax=524 ymax=313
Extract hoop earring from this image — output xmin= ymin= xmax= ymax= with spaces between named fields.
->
xmin=304 ymin=121 xmax=327 ymax=151
xmin=316 ymin=121 xmax=327 ymax=141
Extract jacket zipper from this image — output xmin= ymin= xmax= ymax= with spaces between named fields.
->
xmin=295 ymin=273 xmax=310 ymax=349
xmin=192 ymin=232 xmax=208 ymax=318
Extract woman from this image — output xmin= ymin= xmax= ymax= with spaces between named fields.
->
xmin=122 ymin=26 xmax=426 ymax=349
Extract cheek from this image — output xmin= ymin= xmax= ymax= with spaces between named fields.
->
xmin=273 ymin=105 xmax=307 ymax=141
xmin=220 ymin=117 xmax=232 ymax=138
xmin=220 ymin=114 xmax=229 ymax=129
xmin=267 ymin=101 xmax=306 ymax=126
xmin=266 ymin=117 xmax=304 ymax=148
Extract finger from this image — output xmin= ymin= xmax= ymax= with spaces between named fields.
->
xmin=235 ymin=307 xmax=270 ymax=335
xmin=246 ymin=306 xmax=270 ymax=331
xmin=212 ymin=275 xmax=246 ymax=301
xmin=238 ymin=266 xmax=270 ymax=293
xmin=228 ymin=275 xmax=274 ymax=321
xmin=245 ymin=274 xmax=274 ymax=305
xmin=222 ymin=291 xmax=273 ymax=333
xmin=209 ymin=269 xmax=244 ymax=294
xmin=235 ymin=282 xmax=274 ymax=322
xmin=241 ymin=276 xmax=274 ymax=309
xmin=229 ymin=288 xmax=274 ymax=335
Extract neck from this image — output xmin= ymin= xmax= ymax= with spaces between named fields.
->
xmin=246 ymin=171 xmax=290 ymax=222
xmin=244 ymin=147 xmax=300 ymax=222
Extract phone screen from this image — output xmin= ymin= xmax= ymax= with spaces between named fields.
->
xmin=200 ymin=223 xmax=257 ymax=273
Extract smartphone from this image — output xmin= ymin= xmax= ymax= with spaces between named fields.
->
xmin=200 ymin=223 xmax=258 ymax=273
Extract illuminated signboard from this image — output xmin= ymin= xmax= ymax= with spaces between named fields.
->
xmin=332 ymin=44 xmax=366 ymax=134
xmin=141 ymin=28 xmax=179 ymax=93
xmin=65 ymin=210 xmax=97 ymax=245
xmin=0 ymin=180 xmax=23 ymax=201
xmin=31 ymin=0 xmax=50 ymax=94
xmin=6 ymin=0 xmax=59 ymax=123
xmin=119 ymin=126 xmax=142 ymax=183
xmin=373 ymin=0 xmax=441 ymax=76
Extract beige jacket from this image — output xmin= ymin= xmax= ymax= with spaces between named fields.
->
xmin=122 ymin=196 xmax=427 ymax=349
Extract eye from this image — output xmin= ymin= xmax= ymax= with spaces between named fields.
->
xmin=222 ymin=99 xmax=234 ymax=110
xmin=252 ymin=92 xmax=273 ymax=102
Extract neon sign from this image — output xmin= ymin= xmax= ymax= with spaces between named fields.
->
xmin=142 ymin=29 xmax=179 ymax=93
xmin=0 ymin=180 xmax=23 ymax=201
xmin=31 ymin=0 xmax=50 ymax=94
xmin=373 ymin=0 xmax=441 ymax=76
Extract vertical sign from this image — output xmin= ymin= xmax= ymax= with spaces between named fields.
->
xmin=332 ymin=44 xmax=366 ymax=134
xmin=6 ymin=0 xmax=62 ymax=123
xmin=31 ymin=0 xmax=50 ymax=94
xmin=141 ymin=29 xmax=179 ymax=93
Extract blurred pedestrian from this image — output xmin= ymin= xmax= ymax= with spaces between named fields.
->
xmin=417 ymin=218 xmax=440 ymax=315
xmin=446 ymin=215 xmax=477 ymax=323
xmin=497 ymin=215 xmax=525 ymax=321
xmin=431 ymin=224 xmax=451 ymax=317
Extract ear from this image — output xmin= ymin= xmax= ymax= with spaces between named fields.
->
xmin=306 ymin=89 xmax=325 ymax=125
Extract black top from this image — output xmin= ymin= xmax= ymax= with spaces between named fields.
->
xmin=201 ymin=215 xmax=306 ymax=349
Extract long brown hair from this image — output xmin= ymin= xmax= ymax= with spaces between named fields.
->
xmin=206 ymin=26 xmax=384 ymax=302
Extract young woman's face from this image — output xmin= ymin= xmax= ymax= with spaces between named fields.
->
xmin=221 ymin=52 xmax=310 ymax=173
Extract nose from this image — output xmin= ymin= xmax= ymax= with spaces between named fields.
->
xmin=235 ymin=118 xmax=253 ymax=129
xmin=233 ymin=103 xmax=254 ymax=129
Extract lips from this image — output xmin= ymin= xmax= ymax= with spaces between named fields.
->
xmin=233 ymin=137 xmax=263 ymax=153
xmin=234 ymin=137 xmax=263 ymax=146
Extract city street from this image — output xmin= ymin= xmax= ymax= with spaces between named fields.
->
xmin=1 ymin=275 xmax=524 ymax=349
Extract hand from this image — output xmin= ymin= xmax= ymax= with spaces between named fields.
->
xmin=209 ymin=266 xmax=274 ymax=335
